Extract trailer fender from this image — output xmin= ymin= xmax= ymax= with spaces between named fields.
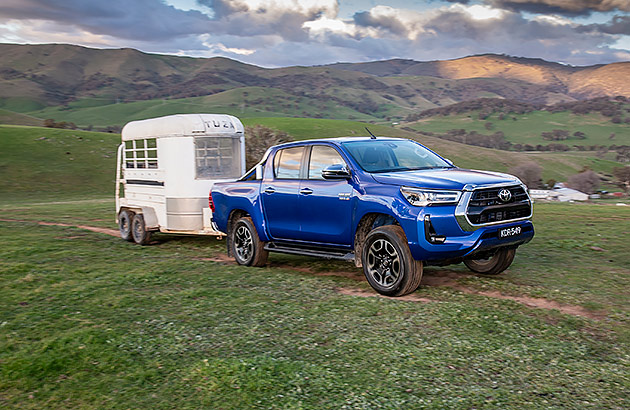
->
xmin=140 ymin=207 xmax=159 ymax=230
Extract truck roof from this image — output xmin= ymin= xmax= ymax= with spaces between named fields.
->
xmin=271 ymin=136 xmax=408 ymax=148
xmin=121 ymin=114 xmax=244 ymax=141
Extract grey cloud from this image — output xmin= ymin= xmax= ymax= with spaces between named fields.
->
xmin=196 ymin=0 xmax=335 ymax=42
xmin=579 ymin=15 xmax=630 ymax=35
xmin=486 ymin=0 xmax=630 ymax=16
xmin=0 ymin=0 xmax=211 ymax=40
xmin=315 ymin=5 xmax=624 ymax=67
xmin=353 ymin=10 xmax=408 ymax=36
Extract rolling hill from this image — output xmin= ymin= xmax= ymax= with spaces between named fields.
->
xmin=402 ymin=98 xmax=630 ymax=150
xmin=1 ymin=121 xmax=622 ymax=203
xmin=1 ymin=44 xmax=629 ymax=123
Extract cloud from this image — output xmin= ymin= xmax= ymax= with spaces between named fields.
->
xmin=486 ymin=0 xmax=630 ymax=16
xmin=0 ymin=0 xmax=628 ymax=67
xmin=579 ymin=15 xmax=630 ymax=35
xmin=196 ymin=0 xmax=338 ymax=41
xmin=0 ymin=0 xmax=211 ymax=40
xmin=445 ymin=0 xmax=630 ymax=16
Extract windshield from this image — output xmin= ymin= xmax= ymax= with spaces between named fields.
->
xmin=342 ymin=140 xmax=453 ymax=173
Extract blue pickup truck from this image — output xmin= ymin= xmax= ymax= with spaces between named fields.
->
xmin=210 ymin=137 xmax=534 ymax=296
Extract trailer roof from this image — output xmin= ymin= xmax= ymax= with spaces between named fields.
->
xmin=121 ymin=114 xmax=244 ymax=141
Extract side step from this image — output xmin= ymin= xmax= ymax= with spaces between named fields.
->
xmin=264 ymin=242 xmax=355 ymax=261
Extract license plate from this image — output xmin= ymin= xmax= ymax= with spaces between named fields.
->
xmin=500 ymin=226 xmax=521 ymax=238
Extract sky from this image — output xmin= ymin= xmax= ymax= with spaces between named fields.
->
xmin=0 ymin=0 xmax=629 ymax=67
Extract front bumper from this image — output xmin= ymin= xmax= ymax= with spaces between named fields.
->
xmin=406 ymin=214 xmax=534 ymax=261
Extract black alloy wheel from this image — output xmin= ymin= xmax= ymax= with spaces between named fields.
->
xmin=362 ymin=225 xmax=423 ymax=297
xmin=231 ymin=216 xmax=268 ymax=267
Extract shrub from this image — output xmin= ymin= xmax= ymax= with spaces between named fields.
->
xmin=567 ymin=170 xmax=600 ymax=194
xmin=245 ymin=125 xmax=293 ymax=169
xmin=509 ymin=162 xmax=542 ymax=188
xmin=613 ymin=166 xmax=630 ymax=193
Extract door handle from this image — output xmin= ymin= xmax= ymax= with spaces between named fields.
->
xmin=300 ymin=188 xmax=313 ymax=195
xmin=264 ymin=186 xmax=276 ymax=194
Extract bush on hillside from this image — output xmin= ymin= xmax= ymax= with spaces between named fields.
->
xmin=509 ymin=162 xmax=542 ymax=188
xmin=567 ymin=170 xmax=600 ymax=194
xmin=613 ymin=166 xmax=630 ymax=193
xmin=245 ymin=125 xmax=293 ymax=169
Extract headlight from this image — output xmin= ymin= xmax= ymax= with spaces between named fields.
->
xmin=400 ymin=187 xmax=462 ymax=206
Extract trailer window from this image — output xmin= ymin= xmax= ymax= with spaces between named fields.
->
xmin=124 ymin=139 xmax=158 ymax=169
xmin=195 ymin=137 xmax=241 ymax=179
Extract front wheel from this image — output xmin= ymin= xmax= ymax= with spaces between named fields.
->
xmin=362 ymin=225 xmax=423 ymax=297
xmin=463 ymin=248 xmax=515 ymax=275
xmin=230 ymin=217 xmax=268 ymax=267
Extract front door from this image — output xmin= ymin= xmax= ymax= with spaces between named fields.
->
xmin=297 ymin=145 xmax=354 ymax=245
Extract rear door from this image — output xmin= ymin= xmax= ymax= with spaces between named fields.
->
xmin=261 ymin=146 xmax=305 ymax=240
xmin=297 ymin=145 xmax=354 ymax=245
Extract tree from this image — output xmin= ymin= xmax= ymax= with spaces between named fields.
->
xmin=567 ymin=170 xmax=599 ymax=194
xmin=509 ymin=162 xmax=542 ymax=188
xmin=613 ymin=166 xmax=630 ymax=193
xmin=244 ymin=125 xmax=293 ymax=169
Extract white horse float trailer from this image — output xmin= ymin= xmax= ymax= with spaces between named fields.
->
xmin=115 ymin=114 xmax=246 ymax=244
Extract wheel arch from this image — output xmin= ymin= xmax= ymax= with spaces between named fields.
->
xmin=353 ymin=211 xmax=402 ymax=268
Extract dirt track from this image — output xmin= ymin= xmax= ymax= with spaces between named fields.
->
xmin=1 ymin=218 xmax=606 ymax=320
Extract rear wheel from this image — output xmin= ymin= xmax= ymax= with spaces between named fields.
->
xmin=131 ymin=214 xmax=152 ymax=245
xmin=362 ymin=225 xmax=423 ymax=297
xmin=464 ymin=248 xmax=515 ymax=275
xmin=230 ymin=217 xmax=268 ymax=267
xmin=118 ymin=209 xmax=134 ymax=242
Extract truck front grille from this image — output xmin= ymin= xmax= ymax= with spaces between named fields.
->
xmin=466 ymin=185 xmax=531 ymax=225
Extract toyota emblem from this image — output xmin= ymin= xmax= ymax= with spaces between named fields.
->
xmin=498 ymin=188 xmax=512 ymax=202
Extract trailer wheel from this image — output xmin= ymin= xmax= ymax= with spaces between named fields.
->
xmin=131 ymin=213 xmax=152 ymax=245
xmin=118 ymin=209 xmax=134 ymax=242
xmin=231 ymin=216 xmax=268 ymax=267
xmin=362 ymin=225 xmax=423 ymax=297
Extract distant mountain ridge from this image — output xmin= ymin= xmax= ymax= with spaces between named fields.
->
xmin=0 ymin=43 xmax=628 ymax=119
xmin=326 ymin=54 xmax=629 ymax=99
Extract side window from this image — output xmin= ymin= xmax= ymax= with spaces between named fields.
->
xmin=274 ymin=147 xmax=303 ymax=179
xmin=124 ymin=139 xmax=157 ymax=169
xmin=195 ymin=137 xmax=241 ymax=179
xmin=308 ymin=145 xmax=346 ymax=180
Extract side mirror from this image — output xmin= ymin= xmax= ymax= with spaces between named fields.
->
xmin=255 ymin=164 xmax=264 ymax=180
xmin=322 ymin=164 xmax=351 ymax=179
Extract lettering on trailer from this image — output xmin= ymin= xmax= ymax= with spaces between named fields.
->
xmin=206 ymin=120 xmax=235 ymax=129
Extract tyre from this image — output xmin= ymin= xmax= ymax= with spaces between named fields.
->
xmin=118 ymin=209 xmax=134 ymax=242
xmin=131 ymin=213 xmax=152 ymax=245
xmin=230 ymin=216 xmax=268 ymax=267
xmin=463 ymin=247 xmax=516 ymax=275
xmin=362 ymin=225 xmax=423 ymax=297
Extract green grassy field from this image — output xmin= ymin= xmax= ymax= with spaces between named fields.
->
xmin=0 ymin=198 xmax=628 ymax=409
xmin=0 ymin=125 xmax=120 ymax=202
xmin=405 ymin=109 xmax=630 ymax=147
xmin=22 ymin=88 xmax=378 ymax=128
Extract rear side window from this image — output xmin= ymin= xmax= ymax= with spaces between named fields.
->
xmin=308 ymin=145 xmax=346 ymax=180
xmin=274 ymin=147 xmax=303 ymax=179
